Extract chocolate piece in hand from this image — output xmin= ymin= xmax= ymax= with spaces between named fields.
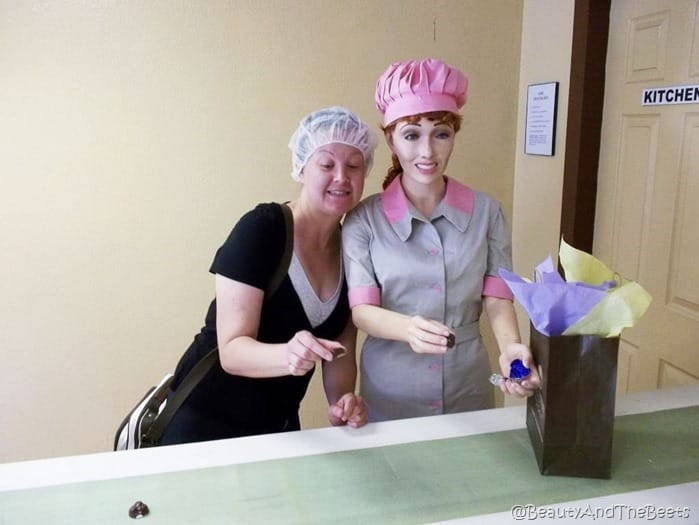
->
xmin=128 ymin=501 xmax=150 ymax=519
xmin=446 ymin=333 xmax=455 ymax=348
xmin=330 ymin=346 xmax=347 ymax=359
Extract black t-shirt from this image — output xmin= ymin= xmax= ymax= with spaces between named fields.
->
xmin=170 ymin=202 xmax=350 ymax=437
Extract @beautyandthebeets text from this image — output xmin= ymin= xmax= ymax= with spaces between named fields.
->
xmin=511 ymin=503 xmax=691 ymax=521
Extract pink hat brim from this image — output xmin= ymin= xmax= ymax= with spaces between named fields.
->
xmin=382 ymin=93 xmax=460 ymax=126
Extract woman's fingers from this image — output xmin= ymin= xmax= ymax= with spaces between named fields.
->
xmin=287 ymin=332 xmax=345 ymax=375
xmin=329 ymin=394 xmax=367 ymax=428
xmin=407 ymin=316 xmax=453 ymax=354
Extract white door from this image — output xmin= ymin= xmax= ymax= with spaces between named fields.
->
xmin=595 ymin=0 xmax=699 ymax=393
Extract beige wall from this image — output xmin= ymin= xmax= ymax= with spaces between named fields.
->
xmin=0 ymin=0 xmax=569 ymax=463
xmin=510 ymin=0 xmax=575 ymax=386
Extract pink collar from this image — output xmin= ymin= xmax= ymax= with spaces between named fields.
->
xmin=381 ymin=175 xmax=474 ymax=224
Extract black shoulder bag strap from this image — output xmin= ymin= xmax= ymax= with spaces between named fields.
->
xmin=143 ymin=203 xmax=294 ymax=445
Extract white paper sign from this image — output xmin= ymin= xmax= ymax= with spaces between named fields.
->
xmin=525 ymin=82 xmax=559 ymax=156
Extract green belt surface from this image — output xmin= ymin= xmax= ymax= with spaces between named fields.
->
xmin=1 ymin=407 xmax=698 ymax=524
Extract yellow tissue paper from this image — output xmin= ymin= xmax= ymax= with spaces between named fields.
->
xmin=559 ymin=239 xmax=652 ymax=337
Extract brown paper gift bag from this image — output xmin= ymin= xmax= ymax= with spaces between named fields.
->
xmin=526 ymin=325 xmax=620 ymax=479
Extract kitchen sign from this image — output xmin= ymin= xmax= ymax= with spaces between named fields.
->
xmin=641 ymin=84 xmax=699 ymax=106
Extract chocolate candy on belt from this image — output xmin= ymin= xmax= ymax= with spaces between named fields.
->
xmin=129 ymin=501 xmax=150 ymax=519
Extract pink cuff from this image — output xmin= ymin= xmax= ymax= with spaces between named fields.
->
xmin=348 ymin=286 xmax=381 ymax=308
xmin=482 ymin=276 xmax=513 ymax=300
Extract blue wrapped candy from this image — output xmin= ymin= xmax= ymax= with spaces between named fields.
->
xmin=489 ymin=359 xmax=531 ymax=386
xmin=509 ymin=359 xmax=530 ymax=380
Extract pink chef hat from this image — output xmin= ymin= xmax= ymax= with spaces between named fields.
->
xmin=375 ymin=58 xmax=468 ymax=126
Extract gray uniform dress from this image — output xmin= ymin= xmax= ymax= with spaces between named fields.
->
xmin=342 ymin=176 xmax=514 ymax=422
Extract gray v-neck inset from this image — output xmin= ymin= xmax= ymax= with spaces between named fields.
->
xmin=288 ymin=251 xmax=342 ymax=328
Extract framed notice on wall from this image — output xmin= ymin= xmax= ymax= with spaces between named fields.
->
xmin=525 ymin=82 xmax=559 ymax=156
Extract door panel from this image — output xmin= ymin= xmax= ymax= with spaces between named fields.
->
xmin=596 ymin=0 xmax=699 ymax=393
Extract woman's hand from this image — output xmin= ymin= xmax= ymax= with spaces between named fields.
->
xmin=287 ymin=330 xmax=345 ymax=376
xmin=406 ymin=316 xmax=452 ymax=354
xmin=328 ymin=392 xmax=367 ymax=428
xmin=496 ymin=342 xmax=541 ymax=397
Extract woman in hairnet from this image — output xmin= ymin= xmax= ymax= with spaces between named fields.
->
xmin=161 ymin=107 xmax=376 ymax=445
xmin=342 ymin=59 xmax=540 ymax=423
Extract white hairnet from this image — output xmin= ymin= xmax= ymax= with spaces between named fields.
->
xmin=288 ymin=106 xmax=377 ymax=181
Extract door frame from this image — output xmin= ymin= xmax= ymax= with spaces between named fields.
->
xmin=560 ymin=0 xmax=611 ymax=252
